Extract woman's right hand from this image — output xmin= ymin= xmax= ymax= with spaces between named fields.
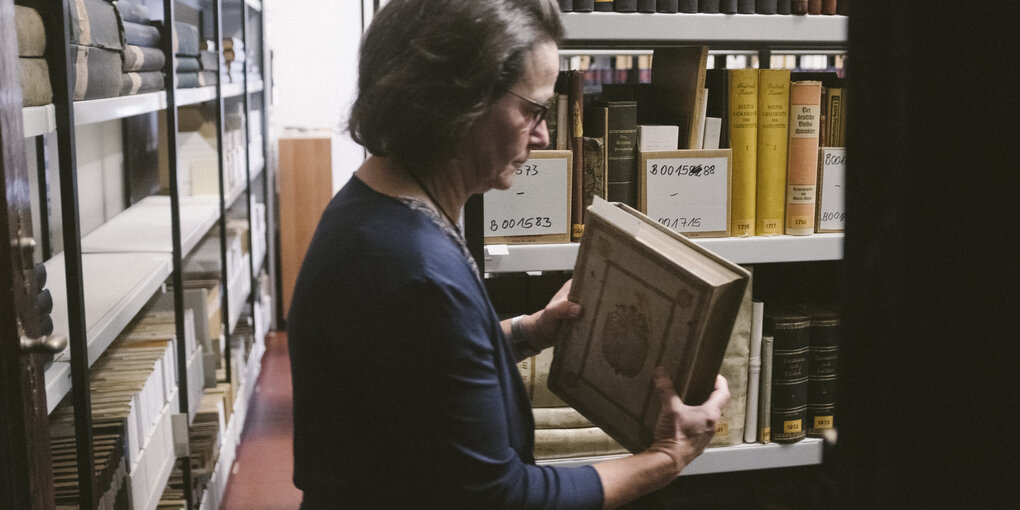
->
xmin=646 ymin=369 xmax=730 ymax=477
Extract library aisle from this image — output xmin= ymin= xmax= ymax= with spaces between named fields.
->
xmin=221 ymin=332 xmax=302 ymax=509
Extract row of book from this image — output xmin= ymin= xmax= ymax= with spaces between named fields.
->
xmin=538 ymin=47 xmax=846 ymax=240
xmin=559 ymin=0 xmax=848 ymax=14
xmin=514 ymin=290 xmax=840 ymax=459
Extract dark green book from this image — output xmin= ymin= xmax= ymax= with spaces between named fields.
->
xmin=593 ymin=101 xmax=638 ymax=207
xmin=765 ymin=307 xmax=810 ymax=444
xmin=793 ymin=303 xmax=840 ymax=438
xmin=699 ymin=0 xmax=720 ymax=13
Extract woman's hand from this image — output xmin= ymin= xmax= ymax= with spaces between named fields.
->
xmin=521 ymin=279 xmax=581 ymax=351
xmin=647 ymin=370 xmax=730 ymax=476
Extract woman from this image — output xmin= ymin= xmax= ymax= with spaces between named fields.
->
xmin=287 ymin=0 xmax=729 ymax=508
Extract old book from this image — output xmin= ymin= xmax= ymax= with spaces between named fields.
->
xmin=70 ymin=44 xmax=123 ymax=100
xmin=657 ymin=0 xmax=679 ymax=13
xmin=614 ymin=0 xmax=638 ymax=10
xmin=756 ymin=0 xmax=778 ymax=14
xmin=120 ymin=71 xmax=164 ymax=96
xmin=573 ymin=0 xmax=594 ymax=12
xmin=808 ymin=0 xmax=822 ymax=14
xmin=123 ymin=21 xmax=161 ymax=48
xmin=594 ymin=0 xmax=613 ymax=11
xmin=709 ymin=266 xmax=753 ymax=447
xmin=122 ymin=44 xmax=165 ymax=72
xmin=678 ymin=0 xmax=697 ymax=12
xmin=793 ymin=303 xmax=840 ymax=437
xmin=792 ymin=0 xmax=808 ymax=14
xmin=720 ymin=0 xmax=738 ymax=12
xmin=650 ymin=46 xmax=709 ymax=150
xmin=19 ymin=57 xmax=52 ymax=106
xmin=738 ymin=0 xmax=756 ymax=13
xmin=15 ymin=5 xmax=45 ymax=57
xmin=68 ymin=0 xmax=123 ymax=51
xmin=533 ymin=407 xmax=594 ymax=429
xmin=568 ymin=70 xmax=585 ymax=240
xmin=534 ymin=427 xmax=627 ymax=460
xmin=637 ymin=125 xmax=679 ymax=152
xmin=744 ymin=301 xmax=764 ymax=442
xmin=825 ymin=86 xmax=846 ymax=147
xmin=638 ymin=0 xmax=657 ymax=12
xmin=698 ymin=0 xmax=720 ymax=13
xmin=727 ymin=68 xmax=758 ymax=237
xmin=758 ymin=334 xmax=773 ymax=441
xmin=581 ymin=136 xmax=607 ymax=212
xmin=550 ymin=197 xmax=751 ymax=452
xmin=785 ymin=81 xmax=822 ymax=235
xmin=543 ymin=93 xmax=559 ymax=150
xmin=777 ymin=0 xmax=792 ymax=14
xmin=822 ymin=0 xmax=837 ymax=14
xmin=114 ymin=0 xmax=151 ymax=24
xmin=765 ymin=307 xmax=810 ymax=444
xmin=595 ymin=101 xmax=638 ymax=207
xmin=755 ymin=69 xmax=790 ymax=236
xmin=558 ymin=0 xmax=573 ymax=12
xmin=517 ymin=349 xmax=568 ymax=408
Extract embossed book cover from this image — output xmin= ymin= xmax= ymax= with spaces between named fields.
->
xmin=549 ymin=197 xmax=750 ymax=453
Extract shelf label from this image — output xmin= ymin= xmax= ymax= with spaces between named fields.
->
xmin=639 ymin=149 xmax=732 ymax=237
xmin=484 ymin=150 xmax=572 ymax=244
xmin=816 ymin=148 xmax=846 ymax=232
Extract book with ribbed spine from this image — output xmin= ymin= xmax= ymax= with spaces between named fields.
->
xmin=778 ymin=0 xmax=792 ymax=14
xmin=792 ymin=0 xmax=808 ymax=14
xmin=573 ymin=0 xmax=595 ymax=12
xmin=550 ymin=197 xmax=750 ymax=453
xmin=727 ymin=68 xmax=757 ymax=237
xmin=613 ymin=0 xmax=637 ymax=11
xmin=755 ymin=69 xmax=790 ymax=236
xmin=638 ymin=0 xmax=657 ymax=12
xmin=808 ymin=0 xmax=822 ymax=14
xmin=594 ymin=101 xmax=638 ymax=208
xmin=699 ymin=0 xmax=720 ymax=13
xmin=678 ymin=0 xmax=697 ymax=13
xmin=766 ymin=307 xmax=810 ymax=444
xmin=558 ymin=0 xmax=573 ymax=12
xmin=756 ymin=0 xmax=778 ymax=14
xmin=594 ymin=0 xmax=614 ymax=11
xmin=785 ymin=80 xmax=822 ymax=235
xmin=720 ymin=0 xmax=738 ymax=12
xmin=738 ymin=0 xmax=756 ymax=13
xmin=793 ymin=303 xmax=840 ymax=438
xmin=657 ymin=0 xmax=679 ymax=12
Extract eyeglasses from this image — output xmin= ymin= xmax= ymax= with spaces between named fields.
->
xmin=503 ymin=88 xmax=550 ymax=130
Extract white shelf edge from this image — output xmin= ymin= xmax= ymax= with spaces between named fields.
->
xmin=222 ymin=83 xmax=245 ymax=98
xmin=561 ymin=12 xmax=848 ymax=46
xmin=537 ymin=438 xmax=823 ymax=475
xmin=177 ymin=86 xmax=218 ymax=106
xmin=227 ymin=253 xmax=252 ymax=335
xmin=44 ymin=252 xmax=173 ymax=413
xmin=80 ymin=195 xmax=221 ymax=256
xmin=484 ymin=233 xmax=843 ymax=273
xmin=247 ymin=80 xmax=264 ymax=94
xmin=23 ymin=104 xmax=56 ymax=137
xmin=74 ymin=92 xmax=166 ymax=125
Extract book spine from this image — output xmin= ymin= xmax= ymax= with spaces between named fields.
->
xmin=807 ymin=313 xmax=839 ymax=437
xmin=792 ymin=0 xmax=808 ymax=14
xmin=755 ymin=69 xmax=790 ymax=236
xmin=825 ymin=87 xmax=845 ymax=147
xmin=613 ymin=0 xmax=638 ymax=11
xmin=604 ymin=102 xmax=638 ymax=207
xmin=822 ymin=0 xmax=837 ymax=14
xmin=678 ymin=0 xmax=698 ymax=12
xmin=808 ymin=0 xmax=822 ymax=14
xmin=544 ymin=94 xmax=559 ymax=150
xmin=737 ymin=0 xmax=756 ymax=14
xmin=569 ymin=70 xmax=585 ymax=240
xmin=727 ymin=68 xmax=757 ymax=237
xmin=638 ymin=0 xmax=658 ymax=12
xmin=756 ymin=0 xmax=778 ymax=15
xmin=657 ymin=0 xmax=680 ymax=13
xmin=556 ymin=93 xmax=569 ymax=150
xmin=744 ymin=301 xmax=764 ymax=442
xmin=595 ymin=0 xmax=614 ymax=12
xmin=573 ymin=0 xmax=595 ymax=12
xmin=559 ymin=0 xmax=574 ymax=12
xmin=698 ymin=0 xmax=720 ymax=14
xmin=777 ymin=0 xmax=792 ymax=14
xmin=581 ymin=136 xmax=607 ymax=211
xmin=720 ymin=0 xmax=738 ymax=12
xmin=785 ymin=81 xmax=822 ymax=235
xmin=758 ymin=334 xmax=773 ymax=442
xmin=769 ymin=316 xmax=810 ymax=444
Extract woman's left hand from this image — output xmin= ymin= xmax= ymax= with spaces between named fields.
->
xmin=522 ymin=279 xmax=581 ymax=351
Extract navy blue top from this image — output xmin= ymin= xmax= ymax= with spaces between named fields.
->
xmin=288 ymin=176 xmax=603 ymax=509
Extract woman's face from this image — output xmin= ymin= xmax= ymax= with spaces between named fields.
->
xmin=458 ymin=40 xmax=560 ymax=194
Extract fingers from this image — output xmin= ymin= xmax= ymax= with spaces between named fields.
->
xmin=703 ymin=375 xmax=731 ymax=410
xmin=652 ymin=367 xmax=680 ymax=408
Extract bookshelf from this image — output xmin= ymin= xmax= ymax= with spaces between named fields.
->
xmin=0 ymin=0 xmax=276 ymax=507
xmin=472 ymin=11 xmax=849 ymax=478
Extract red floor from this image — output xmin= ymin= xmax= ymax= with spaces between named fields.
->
xmin=221 ymin=331 xmax=303 ymax=509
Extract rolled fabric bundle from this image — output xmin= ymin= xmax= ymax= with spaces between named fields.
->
xmin=20 ymin=57 xmax=53 ymax=106
xmin=175 ymin=21 xmax=200 ymax=57
xmin=67 ymin=0 xmax=123 ymax=50
xmin=122 ymin=45 xmax=165 ymax=72
xmin=120 ymin=71 xmax=165 ymax=96
xmin=15 ymin=6 xmax=46 ymax=57
xmin=70 ymin=44 xmax=122 ymax=100
xmin=176 ymin=56 xmax=202 ymax=73
xmin=114 ymin=0 xmax=151 ymax=24
xmin=123 ymin=21 xmax=161 ymax=48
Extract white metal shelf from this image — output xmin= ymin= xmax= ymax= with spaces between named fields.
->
xmin=22 ymin=104 xmax=55 ymax=137
xmin=222 ymin=83 xmax=245 ymax=98
xmin=484 ymin=233 xmax=843 ymax=273
xmin=43 ymin=252 xmax=173 ymax=413
xmin=81 ymin=195 xmax=221 ymax=256
xmin=561 ymin=13 xmax=848 ymax=47
xmin=177 ymin=86 xmax=218 ymax=106
xmin=537 ymin=438 xmax=823 ymax=475
xmin=73 ymin=92 xmax=165 ymax=125
xmin=248 ymin=79 xmax=264 ymax=94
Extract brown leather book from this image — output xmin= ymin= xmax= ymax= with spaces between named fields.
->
xmin=792 ymin=0 xmax=808 ymax=14
xmin=808 ymin=0 xmax=822 ymax=14
xmin=822 ymin=0 xmax=837 ymax=14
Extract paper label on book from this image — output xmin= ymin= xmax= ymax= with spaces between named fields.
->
xmin=814 ymin=416 xmax=834 ymax=429
xmin=640 ymin=150 xmax=731 ymax=236
xmin=816 ymin=148 xmax=846 ymax=232
xmin=787 ymin=184 xmax=816 ymax=204
xmin=484 ymin=153 xmax=570 ymax=238
xmin=783 ymin=420 xmax=803 ymax=434
xmin=762 ymin=427 xmax=770 ymax=442
xmin=790 ymin=105 xmax=820 ymax=138
xmin=714 ymin=422 xmax=729 ymax=437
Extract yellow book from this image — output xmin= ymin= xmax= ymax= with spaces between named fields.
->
xmin=755 ymin=69 xmax=791 ymax=236
xmin=786 ymin=81 xmax=823 ymax=235
xmin=728 ymin=68 xmax=758 ymax=237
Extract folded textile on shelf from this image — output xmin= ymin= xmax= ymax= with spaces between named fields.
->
xmin=15 ymin=5 xmax=46 ymax=57
xmin=70 ymin=44 xmax=122 ymax=100
xmin=122 ymin=20 xmax=161 ymax=48
xmin=68 ymin=0 xmax=124 ymax=51
xmin=19 ymin=57 xmax=53 ymax=106
xmin=121 ymin=71 xmax=165 ymax=96
xmin=122 ymin=44 xmax=166 ymax=73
